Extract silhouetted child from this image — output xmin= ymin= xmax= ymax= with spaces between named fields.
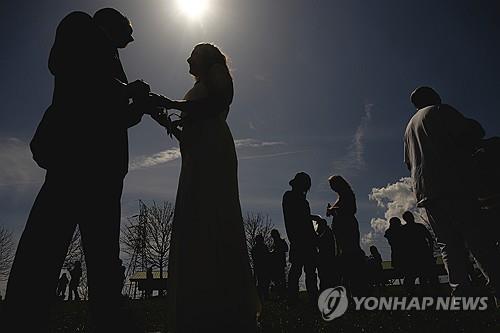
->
xmin=56 ymin=273 xmax=69 ymax=299
xmin=315 ymin=217 xmax=340 ymax=291
xmin=269 ymin=229 xmax=288 ymax=298
xmin=145 ymin=267 xmax=154 ymax=299
xmin=402 ymin=211 xmax=437 ymax=294
xmin=251 ymin=234 xmax=271 ymax=301
xmin=384 ymin=217 xmax=406 ymax=274
xmin=119 ymin=259 xmax=126 ymax=294
xmin=69 ymin=261 xmax=82 ymax=301
xmin=367 ymin=246 xmax=384 ymax=287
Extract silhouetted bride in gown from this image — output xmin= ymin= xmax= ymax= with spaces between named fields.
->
xmin=150 ymin=43 xmax=259 ymax=332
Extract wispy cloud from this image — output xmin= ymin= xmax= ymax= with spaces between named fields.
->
xmin=240 ymin=150 xmax=305 ymax=160
xmin=234 ymin=139 xmax=286 ymax=148
xmin=0 ymin=138 xmax=44 ymax=187
xmin=130 ymin=138 xmax=289 ymax=171
xmin=332 ymin=103 xmax=373 ymax=173
xmin=129 ymin=148 xmax=181 ymax=170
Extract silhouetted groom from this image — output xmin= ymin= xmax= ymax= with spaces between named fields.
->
xmin=5 ymin=8 xmax=150 ymax=332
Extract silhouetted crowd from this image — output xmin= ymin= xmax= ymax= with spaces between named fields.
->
xmin=249 ymin=86 xmax=500 ymax=309
xmin=3 ymin=4 xmax=500 ymax=330
xmin=251 ymin=173 xmax=384 ymax=304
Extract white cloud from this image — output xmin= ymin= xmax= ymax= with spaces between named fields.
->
xmin=361 ymin=231 xmax=375 ymax=246
xmin=0 ymin=138 xmax=44 ymax=187
xmin=362 ymin=177 xmax=429 ymax=243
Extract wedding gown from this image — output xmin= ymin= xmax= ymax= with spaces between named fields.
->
xmin=167 ymin=77 xmax=260 ymax=332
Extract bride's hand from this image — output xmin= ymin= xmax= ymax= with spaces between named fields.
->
xmin=150 ymin=92 xmax=174 ymax=109
xmin=150 ymin=109 xmax=171 ymax=128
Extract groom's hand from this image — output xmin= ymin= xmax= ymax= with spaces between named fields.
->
xmin=127 ymin=80 xmax=151 ymax=99
xmin=150 ymin=93 xmax=174 ymax=109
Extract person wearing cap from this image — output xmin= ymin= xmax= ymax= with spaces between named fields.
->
xmin=404 ymin=86 xmax=500 ymax=298
xmin=282 ymin=172 xmax=319 ymax=304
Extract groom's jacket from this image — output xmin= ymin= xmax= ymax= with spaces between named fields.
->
xmin=31 ymin=11 xmax=140 ymax=179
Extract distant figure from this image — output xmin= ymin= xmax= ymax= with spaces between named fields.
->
xmin=283 ymin=172 xmax=319 ymax=304
xmin=56 ymin=273 xmax=69 ymax=299
xmin=251 ymin=235 xmax=271 ymax=301
xmin=405 ymin=86 xmax=500 ymax=297
xmin=119 ymin=259 xmax=126 ymax=294
xmin=4 ymin=8 xmax=151 ymax=332
xmin=269 ymin=229 xmax=288 ymax=298
xmin=384 ymin=217 xmax=406 ymax=274
xmin=315 ymin=217 xmax=340 ymax=291
xmin=367 ymin=246 xmax=384 ymax=288
xmin=149 ymin=43 xmax=259 ymax=331
xmin=145 ymin=267 xmax=154 ymax=299
xmin=327 ymin=175 xmax=366 ymax=295
xmin=401 ymin=211 xmax=437 ymax=294
xmin=69 ymin=261 xmax=82 ymax=301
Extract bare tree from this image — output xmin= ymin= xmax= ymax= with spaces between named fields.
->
xmin=243 ymin=212 xmax=274 ymax=269
xmin=0 ymin=226 xmax=15 ymax=282
xmin=144 ymin=201 xmax=174 ymax=279
xmin=121 ymin=201 xmax=174 ymax=280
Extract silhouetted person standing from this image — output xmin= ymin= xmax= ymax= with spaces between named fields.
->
xmin=119 ymin=259 xmax=126 ymax=294
xmin=384 ymin=217 xmax=406 ymax=275
xmin=145 ymin=267 xmax=154 ymax=299
xmin=269 ymin=229 xmax=288 ymax=299
xmin=56 ymin=273 xmax=69 ymax=299
xmin=283 ymin=172 xmax=319 ymax=305
xmin=405 ymin=86 xmax=500 ymax=297
xmin=367 ymin=246 xmax=384 ymax=288
xmin=401 ymin=211 xmax=437 ymax=294
xmin=327 ymin=175 xmax=367 ymax=295
xmin=5 ymin=8 xmax=150 ymax=332
xmin=251 ymin=234 xmax=271 ymax=301
xmin=69 ymin=261 xmax=82 ymax=300
xmin=315 ymin=217 xmax=340 ymax=291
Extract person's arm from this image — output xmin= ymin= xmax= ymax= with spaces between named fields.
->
xmin=282 ymin=193 xmax=300 ymax=245
xmin=152 ymin=64 xmax=233 ymax=117
xmin=442 ymin=105 xmax=485 ymax=151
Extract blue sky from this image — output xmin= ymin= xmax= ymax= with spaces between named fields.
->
xmin=1 ymin=0 xmax=500 ymax=294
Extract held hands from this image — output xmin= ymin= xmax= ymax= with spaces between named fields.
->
xmin=149 ymin=92 xmax=175 ymax=109
xmin=326 ymin=203 xmax=333 ymax=217
xmin=126 ymin=80 xmax=151 ymax=100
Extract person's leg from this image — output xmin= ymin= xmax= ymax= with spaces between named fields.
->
xmin=304 ymin=249 xmax=319 ymax=303
xmin=287 ymin=262 xmax=302 ymax=303
xmin=455 ymin=203 xmax=500 ymax=293
xmin=5 ymin=178 xmax=77 ymax=331
xmin=79 ymin=179 xmax=124 ymax=331
xmin=74 ymin=283 xmax=81 ymax=300
xmin=426 ymin=201 xmax=474 ymax=295
xmin=277 ymin=266 xmax=287 ymax=298
xmin=287 ymin=245 xmax=303 ymax=303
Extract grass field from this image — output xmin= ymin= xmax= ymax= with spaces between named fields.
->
xmin=1 ymin=286 xmax=499 ymax=332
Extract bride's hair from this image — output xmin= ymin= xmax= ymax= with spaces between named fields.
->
xmin=193 ymin=43 xmax=231 ymax=80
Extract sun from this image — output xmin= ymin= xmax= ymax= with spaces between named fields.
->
xmin=176 ymin=0 xmax=209 ymax=20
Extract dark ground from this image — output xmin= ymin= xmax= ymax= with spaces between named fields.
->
xmin=1 ymin=286 xmax=499 ymax=332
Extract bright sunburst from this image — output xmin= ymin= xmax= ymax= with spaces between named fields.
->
xmin=176 ymin=0 xmax=209 ymax=20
